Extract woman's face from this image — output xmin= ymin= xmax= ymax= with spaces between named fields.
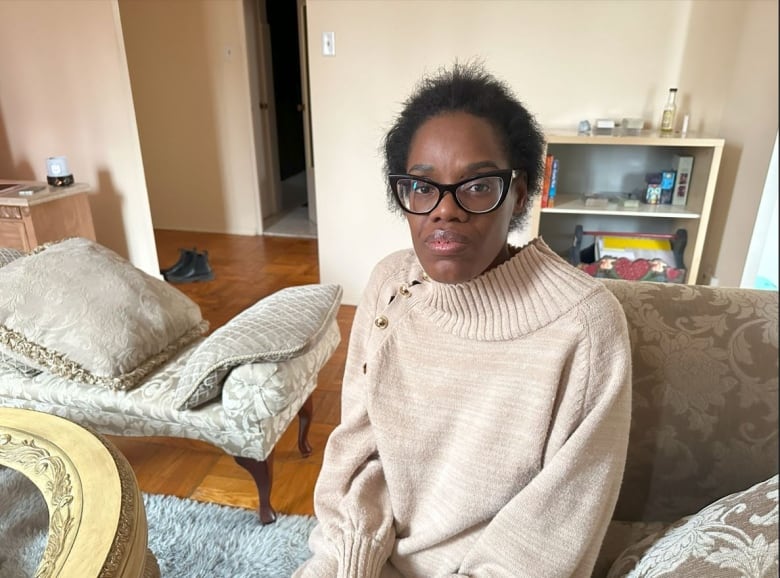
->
xmin=404 ymin=112 xmax=526 ymax=284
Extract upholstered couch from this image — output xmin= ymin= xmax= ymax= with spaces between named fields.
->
xmin=0 ymin=239 xmax=342 ymax=525
xmin=594 ymin=279 xmax=778 ymax=577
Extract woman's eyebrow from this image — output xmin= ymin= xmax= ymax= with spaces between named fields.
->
xmin=407 ymin=164 xmax=433 ymax=173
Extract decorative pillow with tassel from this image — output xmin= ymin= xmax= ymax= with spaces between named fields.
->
xmin=0 ymin=237 xmax=207 ymax=390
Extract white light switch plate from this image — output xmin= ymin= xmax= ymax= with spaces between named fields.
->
xmin=322 ymin=32 xmax=335 ymax=56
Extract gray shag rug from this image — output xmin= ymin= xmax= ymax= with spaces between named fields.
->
xmin=0 ymin=467 xmax=317 ymax=578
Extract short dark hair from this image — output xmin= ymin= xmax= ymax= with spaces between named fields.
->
xmin=382 ymin=62 xmax=545 ymax=230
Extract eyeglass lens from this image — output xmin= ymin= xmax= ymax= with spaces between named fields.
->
xmin=396 ymin=175 xmax=505 ymax=214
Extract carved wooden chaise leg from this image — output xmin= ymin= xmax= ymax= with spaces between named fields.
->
xmin=298 ymin=394 xmax=314 ymax=457
xmin=235 ymin=394 xmax=316 ymax=524
xmin=235 ymin=452 xmax=276 ymax=525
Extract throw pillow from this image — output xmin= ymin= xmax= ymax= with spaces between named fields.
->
xmin=0 ymin=237 xmax=208 ymax=390
xmin=607 ymin=474 xmax=779 ymax=577
xmin=0 ymin=248 xmax=24 ymax=268
xmin=174 ymin=283 xmax=342 ymax=410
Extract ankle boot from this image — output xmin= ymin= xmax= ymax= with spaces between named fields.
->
xmin=166 ymin=250 xmax=215 ymax=283
xmin=161 ymin=247 xmax=196 ymax=277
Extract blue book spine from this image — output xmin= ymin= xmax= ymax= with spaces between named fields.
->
xmin=549 ymin=158 xmax=559 ymax=200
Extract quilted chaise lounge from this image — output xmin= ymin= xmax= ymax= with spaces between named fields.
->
xmin=0 ymin=238 xmax=342 ymax=524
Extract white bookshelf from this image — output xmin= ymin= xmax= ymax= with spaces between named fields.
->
xmin=543 ymin=194 xmax=702 ymax=219
xmin=527 ymin=131 xmax=725 ymax=284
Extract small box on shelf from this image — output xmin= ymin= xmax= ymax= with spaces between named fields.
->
xmin=582 ymin=194 xmax=612 ymax=208
xmin=644 ymin=173 xmax=663 ymax=205
xmin=660 ymin=170 xmax=676 ymax=204
xmin=643 ymin=171 xmax=676 ymax=205
xmin=645 ymin=185 xmax=662 ymax=204
xmin=672 ymin=155 xmax=694 ymax=207
xmin=594 ymin=119 xmax=616 ymax=135
xmin=620 ymin=193 xmax=641 ymax=208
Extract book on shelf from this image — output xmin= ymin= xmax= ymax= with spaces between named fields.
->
xmin=671 ymin=155 xmax=694 ymax=207
xmin=541 ymin=154 xmax=553 ymax=208
xmin=547 ymin=157 xmax=559 ymax=208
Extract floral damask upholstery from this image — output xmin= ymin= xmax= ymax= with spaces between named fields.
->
xmin=608 ymin=474 xmax=778 ymax=577
xmin=175 ymin=284 xmax=342 ymax=410
xmin=591 ymin=280 xmax=778 ymax=577
xmin=0 ymin=323 xmax=340 ymax=461
xmin=0 ymin=244 xmax=344 ymax=525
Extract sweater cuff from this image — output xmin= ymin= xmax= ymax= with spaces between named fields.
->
xmin=335 ymin=531 xmax=390 ymax=578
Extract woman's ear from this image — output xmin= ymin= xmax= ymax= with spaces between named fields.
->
xmin=511 ymin=172 xmax=528 ymax=215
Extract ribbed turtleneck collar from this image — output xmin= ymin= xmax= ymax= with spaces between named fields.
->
xmin=412 ymin=238 xmax=601 ymax=341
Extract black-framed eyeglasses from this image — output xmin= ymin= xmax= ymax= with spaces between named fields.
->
xmin=389 ymin=170 xmax=521 ymax=215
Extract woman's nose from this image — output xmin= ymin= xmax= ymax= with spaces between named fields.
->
xmin=432 ymin=189 xmax=467 ymax=220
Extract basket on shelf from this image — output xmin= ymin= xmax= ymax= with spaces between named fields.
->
xmin=569 ymin=225 xmax=687 ymax=284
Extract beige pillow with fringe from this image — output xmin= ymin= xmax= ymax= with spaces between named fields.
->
xmin=0 ymin=237 xmax=207 ymax=390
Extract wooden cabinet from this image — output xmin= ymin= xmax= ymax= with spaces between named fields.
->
xmin=0 ymin=181 xmax=95 ymax=251
xmin=524 ymin=132 xmax=724 ymax=285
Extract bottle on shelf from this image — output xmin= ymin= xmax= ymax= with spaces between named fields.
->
xmin=660 ymin=88 xmax=678 ymax=133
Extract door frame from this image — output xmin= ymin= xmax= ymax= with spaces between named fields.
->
xmin=247 ymin=0 xmax=315 ymax=228
xmin=297 ymin=0 xmax=316 ymax=224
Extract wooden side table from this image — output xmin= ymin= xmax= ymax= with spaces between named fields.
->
xmin=0 ymin=180 xmax=96 ymax=251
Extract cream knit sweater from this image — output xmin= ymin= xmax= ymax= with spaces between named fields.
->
xmin=294 ymin=239 xmax=631 ymax=578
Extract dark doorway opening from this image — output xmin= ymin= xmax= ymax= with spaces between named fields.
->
xmin=266 ymin=0 xmax=306 ymax=182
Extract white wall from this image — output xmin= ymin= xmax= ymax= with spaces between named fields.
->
xmin=119 ymin=0 xmax=263 ymax=235
xmin=696 ymin=0 xmax=779 ymax=287
xmin=0 ymin=0 xmax=159 ymax=275
xmin=1 ymin=0 xmax=774 ymax=297
xmin=307 ymin=0 xmax=776 ymax=304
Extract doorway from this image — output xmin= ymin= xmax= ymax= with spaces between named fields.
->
xmin=253 ymin=0 xmax=316 ymax=239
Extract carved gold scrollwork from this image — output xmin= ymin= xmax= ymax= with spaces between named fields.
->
xmin=93 ymin=429 xmax=138 ymax=578
xmin=0 ymin=433 xmax=76 ymax=578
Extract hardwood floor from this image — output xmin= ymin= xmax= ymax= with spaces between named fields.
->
xmin=107 ymin=230 xmax=354 ymax=517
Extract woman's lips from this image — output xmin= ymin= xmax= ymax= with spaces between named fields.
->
xmin=424 ymin=230 xmax=468 ymax=254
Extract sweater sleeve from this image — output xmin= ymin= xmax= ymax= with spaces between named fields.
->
xmin=450 ymin=293 xmax=632 ymax=578
xmin=293 ymin=263 xmax=397 ymax=578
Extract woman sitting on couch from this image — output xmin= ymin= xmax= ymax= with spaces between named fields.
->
xmin=295 ymin=62 xmax=632 ymax=578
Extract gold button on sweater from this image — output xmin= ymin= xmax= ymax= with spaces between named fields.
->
xmin=294 ymin=239 xmax=632 ymax=578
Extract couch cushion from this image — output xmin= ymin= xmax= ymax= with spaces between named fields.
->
xmin=607 ymin=474 xmax=779 ymax=577
xmin=0 ymin=237 xmax=207 ymax=390
xmin=174 ymin=283 xmax=342 ymax=410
